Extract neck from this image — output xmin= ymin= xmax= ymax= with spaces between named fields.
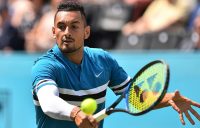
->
xmin=63 ymin=47 xmax=84 ymax=65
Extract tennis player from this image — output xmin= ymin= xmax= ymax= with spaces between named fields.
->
xmin=31 ymin=1 xmax=200 ymax=128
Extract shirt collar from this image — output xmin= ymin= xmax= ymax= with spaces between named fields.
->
xmin=52 ymin=44 xmax=63 ymax=58
xmin=51 ymin=44 xmax=84 ymax=67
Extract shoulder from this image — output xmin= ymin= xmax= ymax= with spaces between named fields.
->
xmin=32 ymin=50 xmax=57 ymax=71
xmin=31 ymin=50 xmax=59 ymax=82
xmin=84 ymin=47 xmax=118 ymax=67
xmin=84 ymin=47 xmax=113 ymax=60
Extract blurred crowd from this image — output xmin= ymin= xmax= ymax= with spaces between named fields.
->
xmin=1 ymin=0 xmax=200 ymax=53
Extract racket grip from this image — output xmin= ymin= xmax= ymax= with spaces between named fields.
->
xmin=93 ymin=109 xmax=108 ymax=122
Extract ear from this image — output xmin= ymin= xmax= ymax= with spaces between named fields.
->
xmin=84 ymin=26 xmax=90 ymax=39
xmin=52 ymin=26 xmax=56 ymax=39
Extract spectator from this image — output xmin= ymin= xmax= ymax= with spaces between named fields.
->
xmin=9 ymin=0 xmax=47 ymax=52
xmin=25 ymin=0 xmax=63 ymax=52
xmin=122 ymin=0 xmax=197 ymax=36
xmin=186 ymin=1 xmax=200 ymax=50
xmin=83 ymin=0 xmax=133 ymax=49
xmin=122 ymin=0 xmax=152 ymax=22
xmin=193 ymin=14 xmax=200 ymax=49
xmin=0 ymin=4 xmax=24 ymax=51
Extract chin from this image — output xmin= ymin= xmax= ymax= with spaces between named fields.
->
xmin=61 ymin=47 xmax=79 ymax=54
xmin=59 ymin=44 xmax=83 ymax=54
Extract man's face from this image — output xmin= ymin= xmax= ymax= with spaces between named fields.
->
xmin=52 ymin=11 xmax=90 ymax=53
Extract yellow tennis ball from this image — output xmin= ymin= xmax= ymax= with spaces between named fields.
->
xmin=81 ymin=98 xmax=97 ymax=115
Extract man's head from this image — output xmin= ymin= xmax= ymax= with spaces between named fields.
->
xmin=52 ymin=0 xmax=90 ymax=54
xmin=54 ymin=0 xmax=87 ymax=26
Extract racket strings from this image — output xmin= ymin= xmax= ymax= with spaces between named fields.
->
xmin=127 ymin=63 xmax=166 ymax=114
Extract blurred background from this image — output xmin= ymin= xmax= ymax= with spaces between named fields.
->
xmin=0 ymin=0 xmax=200 ymax=128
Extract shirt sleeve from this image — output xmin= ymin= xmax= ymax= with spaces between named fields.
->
xmin=31 ymin=58 xmax=75 ymax=120
xmin=104 ymin=51 xmax=131 ymax=95
xmin=37 ymin=84 xmax=76 ymax=120
xmin=32 ymin=58 xmax=57 ymax=91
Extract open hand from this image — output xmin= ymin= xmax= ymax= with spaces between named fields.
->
xmin=168 ymin=90 xmax=200 ymax=125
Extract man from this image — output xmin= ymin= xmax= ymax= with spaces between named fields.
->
xmin=122 ymin=0 xmax=196 ymax=35
xmin=31 ymin=1 xmax=200 ymax=128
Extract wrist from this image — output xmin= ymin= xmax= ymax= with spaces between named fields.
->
xmin=154 ymin=93 xmax=174 ymax=109
xmin=70 ymin=106 xmax=81 ymax=121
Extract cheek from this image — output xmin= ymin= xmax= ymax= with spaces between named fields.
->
xmin=56 ymin=31 xmax=63 ymax=39
xmin=54 ymin=32 xmax=63 ymax=45
xmin=74 ymin=30 xmax=85 ymax=40
xmin=80 ymin=33 xmax=86 ymax=42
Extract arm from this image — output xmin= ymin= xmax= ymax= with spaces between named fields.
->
xmin=37 ymin=85 xmax=74 ymax=120
xmin=37 ymin=85 xmax=98 ymax=128
xmin=154 ymin=90 xmax=200 ymax=125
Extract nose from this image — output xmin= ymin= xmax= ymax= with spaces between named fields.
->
xmin=64 ymin=27 xmax=72 ymax=37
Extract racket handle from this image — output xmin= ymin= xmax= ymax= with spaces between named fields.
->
xmin=93 ymin=109 xmax=108 ymax=122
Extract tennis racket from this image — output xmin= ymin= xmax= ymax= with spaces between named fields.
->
xmin=93 ymin=60 xmax=170 ymax=122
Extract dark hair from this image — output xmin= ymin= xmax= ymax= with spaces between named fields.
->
xmin=54 ymin=0 xmax=87 ymax=25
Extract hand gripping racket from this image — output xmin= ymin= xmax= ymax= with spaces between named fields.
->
xmin=93 ymin=60 xmax=170 ymax=122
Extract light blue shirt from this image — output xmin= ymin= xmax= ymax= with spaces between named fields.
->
xmin=32 ymin=44 xmax=130 ymax=128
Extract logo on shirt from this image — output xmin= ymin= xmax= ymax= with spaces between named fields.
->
xmin=95 ymin=71 xmax=103 ymax=77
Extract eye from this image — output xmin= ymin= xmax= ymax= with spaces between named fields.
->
xmin=71 ymin=25 xmax=79 ymax=30
xmin=57 ymin=23 xmax=66 ymax=31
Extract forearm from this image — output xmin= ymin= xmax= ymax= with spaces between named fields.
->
xmin=153 ymin=92 xmax=174 ymax=109
xmin=37 ymin=85 xmax=98 ymax=127
xmin=40 ymin=95 xmax=76 ymax=120
xmin=37 ymin=85 xmax=76 ymax=120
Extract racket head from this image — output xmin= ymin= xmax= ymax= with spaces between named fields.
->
xmin=125 ymin=60 xmax=169 ymax=115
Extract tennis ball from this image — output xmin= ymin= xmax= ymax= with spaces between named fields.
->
xmin=81 ymin=98 xmax=97 ymax=115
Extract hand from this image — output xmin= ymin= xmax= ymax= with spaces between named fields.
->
xmin=168 ymin=90 xmax=200 ymax=125
xmin=122 ymin=22 xmax=135 ymax=36
xmin=70 ymin=107 xmax=98 ymax=128
xmin=75 ymin=111 xmax=98 ymax=128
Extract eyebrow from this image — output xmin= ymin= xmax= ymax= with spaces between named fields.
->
xmin=71 ymin=20 xmax=81 ymax=24
xmin=57 ymin=19 xmax=81 ymax=25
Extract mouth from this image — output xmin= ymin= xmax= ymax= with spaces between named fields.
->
xmin=62 ymin=36 xmax=74 ymax=44
xmin=62 ymin=40 xmax=74 ymax=44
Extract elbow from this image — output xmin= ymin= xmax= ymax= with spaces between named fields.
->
xmin=43 ymin=108 xmax=52 ymax=115
xmin=42 ymin=107 xmax=52 ymax=115
xmin=42 ymin=105 xmax=57 ymax=117
xmin=42 ymin=107 xmax=67 ymax=120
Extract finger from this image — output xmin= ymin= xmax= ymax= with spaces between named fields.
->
xmin=184 ymin=111 xmax=195 ymax=125
xmin=179 ymin=113 xmax=185 ymax=125
xmin=75 ymin=112 xmax=94 ymax=128
xmin=168 ymin=100 xmax=185 ymax=125
xmin=84 ymin=117 xmax=95 ymax=128
xmin=174 ymin=90 xmax=180 ymax=97
xmin=168 ymin=100 xmax=181 ymax=113
xmin=88 ymin=116 xmax=98 ymax=128
xmin=190 ymin=100 xmax=200 ymax=108
xmin=189 ymin=107 xmax=200 ymax=121
xmin=83 ymin=120 xmax=95 ymax=128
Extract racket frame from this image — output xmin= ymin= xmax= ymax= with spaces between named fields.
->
xmin=125 ymin=60 xmax=169 ymax=116
xmin=94 ymin=60 xmax=170 ymax=121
